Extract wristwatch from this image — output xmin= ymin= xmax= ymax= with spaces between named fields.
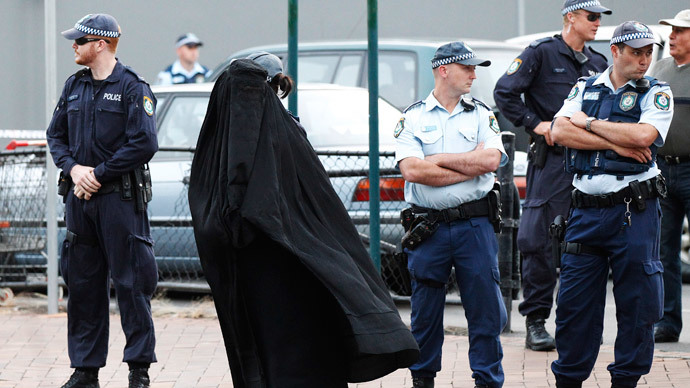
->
xmin=585 ymin=116 xmax=596 ymax=132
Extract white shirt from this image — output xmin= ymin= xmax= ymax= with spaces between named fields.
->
xmin=395 ymin=91 xmax=507 ymax=209
xmin=554 ymin=67 xmax=674 ymax=194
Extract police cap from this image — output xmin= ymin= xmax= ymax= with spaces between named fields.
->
xmin=431 ymin=42 xmax=490 ymax=69
xmin=561 ymin=0 xmax=612 ymax=15
xmin=61 ymin=14 xmax=121 ymax=40
xmin=610 ymin=21 xmax=659 ymax=48
xmin=176 ymin=33 xmax=203 ymax=48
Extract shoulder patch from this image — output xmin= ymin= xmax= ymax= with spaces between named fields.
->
xmin=489 ymin=115 xmax=500 ymax=134
xmin=567 ymin=84 xmax=579 ymax=100
xmin=506 ymin=58 xmax=522 ymax=75
xmin=143 ymin=96 xmax=154 ymax=116
xmin=654 ymin=92 xmax=671 ymax=111
xmin=403 ymin=100 xmax=423 ymax=113
xmin=529 ymin=36 xmax=554 ymax=48
xmin=394 ymin=117 xmax=405 ymax=138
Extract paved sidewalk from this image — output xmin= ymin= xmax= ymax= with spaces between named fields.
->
xmin=1 ymin=310 xmax=690 ymax=388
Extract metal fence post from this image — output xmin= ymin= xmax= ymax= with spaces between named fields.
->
xmin=287 ymin=0 xmax=298 ymax=116
xmin=367 ymin=0 xmax=380 ymax=271
xmin=497 ymin=132 xmax=517 ymax=332
xmin=44 ymin=0 xmax=59 ymax=315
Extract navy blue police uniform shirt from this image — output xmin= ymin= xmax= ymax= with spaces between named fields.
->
xmin=494 ymin=35 xmax=609 ymax=131
xmin=47 ymin=60 xmax=159 ymax=183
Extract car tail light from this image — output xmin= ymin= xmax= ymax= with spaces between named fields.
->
xmin=514 ymin=176 xmax=527 ymax=199
xmin=353 ymin=177 xmax=405 ymax=202
xmin=0 ymin=221 xmax=10 ymax=228
xmin=5 ymin=140 xmax=47 ymax=150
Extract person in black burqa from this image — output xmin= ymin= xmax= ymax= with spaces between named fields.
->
xmin=188 ymin=56 xmax=419 ymax=387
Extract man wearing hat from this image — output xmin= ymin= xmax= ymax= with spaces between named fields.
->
xmin=156 ymin=33 xmax=210 ymax=85
xmin=650 ymin=9 xmax=690 ymax=344
xmin=46 ymin=13 xmax=158 ymax=388
xmin=395 ymin=41 xmax=508 ymax=388
xmin=494 ymin=0 xmax=611 ymax=352
xmin=550 ymin=21 xmax=674 ymax=388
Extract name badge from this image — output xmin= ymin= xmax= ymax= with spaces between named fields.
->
xmin=67 ymin=95 xmax=79 ymax=101
xmin=422 ymin=125 xmax=437 ymax=132
xmin=583 ymin=92 xmax=600 ymax=100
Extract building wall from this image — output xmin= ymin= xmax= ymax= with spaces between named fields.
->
xmin=1 ymin=0 xmax=686 ymax=131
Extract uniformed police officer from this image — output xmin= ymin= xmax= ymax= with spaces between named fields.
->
xmin=156 ymin=33 xmax=210 ymax=85
xmin=550 ymin=21 xmax=673 ymax=388
xmin=395 ymin=41 xmax=508 ymax=388
xmin=651 ymin=9 xmax=690 ymax=344
xmin=493 ymin=0 xmax=611 ymax=351
xmin=46 ymin=14 xmax=159 ymax=388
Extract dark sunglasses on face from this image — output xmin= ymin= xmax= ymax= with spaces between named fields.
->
xmin=74 ymin=37 xmax=110 ymax=45
xmin=585 ymin=13 xmax=602 ymax=22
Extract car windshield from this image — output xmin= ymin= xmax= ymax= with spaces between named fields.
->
xmin=155 ymin=87 xmax=401 ymax=155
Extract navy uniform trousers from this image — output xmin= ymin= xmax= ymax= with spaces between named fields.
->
xmin=551 ymin=198 xmax=664 ymax=387
xmin=516 ymin=148 xmax=573 ymax=318
xmin=61 ymin=190 xmax=157 ymax=368
xmin=407 ymin=216 xmax=506 ymax=387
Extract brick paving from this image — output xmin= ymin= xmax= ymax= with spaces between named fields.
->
xmin=1 ymin=312 xmax=689 ymax=388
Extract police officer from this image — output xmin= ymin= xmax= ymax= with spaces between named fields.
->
xmin=395 ymin=41 xmax=508 ymax=388
xmin=550 ymin=21 xmax=673 ymax=388
xmin=156 ymin=33 xmax=210 ymax=85
xmin=651 ymin=9 xmax=690 ymax=343
xmin=46 ymin=14 xmax=158 ymax=388
xmin=493 ymin=0 xmax=611 ymax=351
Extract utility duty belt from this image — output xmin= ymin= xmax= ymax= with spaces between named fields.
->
xmin=661 ymin=154 xmax=690 ymax=165
xmin=570 ymin=175 xmax=666 ymax=211
xmin=400 ymin=184 xmax=502 ymax=250
xmin=58 ymin=164 xmax=153 ymax=212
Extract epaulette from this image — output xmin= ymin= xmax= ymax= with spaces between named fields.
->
xmin=73 ymin=67 xmax=90 ymax=80
xmin=124 ymin=65 xmax=148 ymax=83
xmin=403 ymin=100 xmax=423 ymax=113
xmin=472 ymin=98 xmax=492 ymax=112
xmin=529 ymin=36 xmax=554 ymax=48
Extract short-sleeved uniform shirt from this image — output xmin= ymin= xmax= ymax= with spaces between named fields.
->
xmin=554 ymin=67 xmax=674 ymax=194
xmin=395 ymin=91 xmax=508 ymax=209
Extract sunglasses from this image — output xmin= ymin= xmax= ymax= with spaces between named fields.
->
xmin=584 ymin=13 xmax=602 ymax=22
xmin=74 ymin=37 xmax=110 ymax=46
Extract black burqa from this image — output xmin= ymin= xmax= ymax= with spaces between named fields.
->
xmin=189 ymin=59 xmax=419 ymax=387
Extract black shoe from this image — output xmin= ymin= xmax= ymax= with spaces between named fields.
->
xmin=128 ymin=368 xmax=150 ymax=388
xmin=60 ymin=370 xmax=100 ymax=388
xmin=654 ymin=326 xmax=679 ymax=343
xmin=412 ymin=377 xmax=434 ymax=388
xmin=526 ymin=317 xmax=556 ymax=351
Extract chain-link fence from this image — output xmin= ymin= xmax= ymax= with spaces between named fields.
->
xmin=0 ymin=147 xmax=519 ymax=300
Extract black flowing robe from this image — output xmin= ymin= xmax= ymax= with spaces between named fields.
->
xmin=189 ymin=59 xmax=419 ymax=386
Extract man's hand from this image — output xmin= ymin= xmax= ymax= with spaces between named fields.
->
xmin=425 ymin=142 xmax=485 ymax=165
xmin=611 ymin=144 xmax=653 ymax=164
xmin=533 ymin=121 xmax=553 ymax=146
xmin=70 ymin=165 xmax=101 ymax=200
xmin=569 ymin=111 xmax=588 ymax=129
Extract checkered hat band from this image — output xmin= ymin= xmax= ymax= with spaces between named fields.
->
xmin=561 ymin=0 xmax=602 ymax=15
xmin=610 ymin=32 xmax=655 ymax=44
xmin=431 ymin=52 xmax=475 ymax=68
xmin=75 ymin=23 xmax=120 ymax=38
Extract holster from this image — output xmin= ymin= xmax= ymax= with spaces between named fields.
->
xmin=400 ymin=210 xmax=438 ymax=251
xmin=131 ymin=164 xmax=153 ymax=213
xmin=57 ymin=172 xmax=72 ymax=202
xmin=528 ymin=132 xmax=548 ymax=168
xmin=549 ymin=215 xmax=567 ymax=269
xmin=629 ymin=179 xmax=647 ymax=212
xmin=487 ymin=182 xmax=502 ymax=233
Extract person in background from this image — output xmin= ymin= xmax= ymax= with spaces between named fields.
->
xmin=156 ymin=33 xmax=210 ymax=85
xmin=651 ymin=8 xmax=690 ymax=344
xmin=493 ymin=0 xmax=611 ymax=351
